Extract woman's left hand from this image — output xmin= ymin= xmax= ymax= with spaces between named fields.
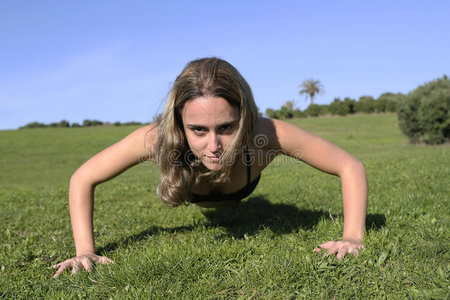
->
xmin=313 ymin=239 xmax=365 ymax=259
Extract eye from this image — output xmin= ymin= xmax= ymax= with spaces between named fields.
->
xmin=219 ymin=124 xmax=234 ymax=133
xmin=192 ymin=127 xmax=206 ymax=135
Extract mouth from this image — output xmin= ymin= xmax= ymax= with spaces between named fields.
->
xmin=205 ymin=155 xmax=221 ymax=163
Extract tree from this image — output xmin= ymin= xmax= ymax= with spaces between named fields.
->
xmin=256 ymin=106 xmax=263 ymax=117
xmin=279 ymin=100 xmax=296 ymax=119
xmin=299 ymin=79 xmax=325 ymax=105
xmin=265 ymin=108 xmax=280 ymax=119
xmin=375 ymin=92 xmax=402 ymax=113
xmin=328 ymin=98 xmax=349 ymax=116
xmin=58 ymin=120 xmax=70 ymax=128
xmin=20 ymin=122 xmax=47 ymax=129
xmin=355 ymin=96 xmax=375 ymax=114
xmin=279 ymin=106 xmax=293 ymax=119
xmin=82 ymin=119 xmax=92 ymax=127
xmin=304 ymin=104 xmax=326 ymax=117
xmin=397 ymin=75 xmax=450 ymax=144
xmin=283 ymin=100 xmax=295 ymax=112
xmin=343 ymin=97 xmax=357 ymax=114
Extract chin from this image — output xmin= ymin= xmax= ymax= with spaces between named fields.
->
xmin=203 ymin=161 xmax=224 ymax=171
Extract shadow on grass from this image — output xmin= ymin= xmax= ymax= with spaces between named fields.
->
xmin=202 ymin=196 xmax=327 ymax=238
xmin=97 ymin=195 xmax=385 ymax=253
xmin=202 ymin=196 xmax=385 ymax=238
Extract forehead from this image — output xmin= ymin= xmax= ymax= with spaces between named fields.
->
xmin=181 ymin=96 xmax=239 ymax=124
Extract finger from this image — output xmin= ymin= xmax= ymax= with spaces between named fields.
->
xmin=51 ymin=263 xmax=62 ymax=269
xmin=98 ymin=256 xmax=114 ymax=264
xmin=349 ymin=248 xmax=360 ymax=256
xmin=336 ymin=248 xmax=348 ymax=260
xmin=318 ymin=241 xmax=335 ymax=249
xmin=79 ymin=259 xmax=92 ymax=272
xmin=53 ymin=264 xmax=68 ymax=278
xmin=313 ymin=241 xmax=335 ymax=252
xmin=327 ymin=244 xmax=340 ymax=255
xmin=71 ymin=262 xmax=80 ymax=274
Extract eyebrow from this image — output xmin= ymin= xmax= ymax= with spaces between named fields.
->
xmin=185 ymin=120 xmax=239 ymax=128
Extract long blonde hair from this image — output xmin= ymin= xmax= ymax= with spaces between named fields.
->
xmin=155 ymin=57 xmax=258 ymax=207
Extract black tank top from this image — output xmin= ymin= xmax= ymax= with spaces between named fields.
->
xmin=190 ymin=147 xmax=261 ymax=203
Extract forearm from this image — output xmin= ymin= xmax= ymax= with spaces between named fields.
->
xmin=340 ymin=159 xmax=368 ymax=242
xmin=69 ymin=175 xmax=96 ymax=255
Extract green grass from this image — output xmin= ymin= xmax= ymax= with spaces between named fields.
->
xmin=0 ymin=114 xmax=448 ymax=299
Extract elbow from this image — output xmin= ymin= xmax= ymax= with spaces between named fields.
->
xmin=70 ymin=167 xmax=99 ymax=189
xmin=341 ymin=157 xmax=366 ymax=178
xmin=70 ymin=168 xmax=85 ymax=186
xmin=353 ymin=158 xmax=366 ymax=173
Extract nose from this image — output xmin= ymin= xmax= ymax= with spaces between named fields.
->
xmin=207 ymin=133 xmax=222 ymax=153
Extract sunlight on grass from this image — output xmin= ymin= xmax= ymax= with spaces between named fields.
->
xmin=0 ymin=114 xmax=448 ymax=298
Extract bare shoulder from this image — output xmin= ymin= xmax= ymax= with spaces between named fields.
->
xmin=251 ymin=117 xmax=311 ymax=151
xmin=251 ymin=117 xmax=280 ymax=150
xmin=127 ymin=123 xmax=159 ymax=162
xmin=131 ymin=123 xmax=158 ymax=146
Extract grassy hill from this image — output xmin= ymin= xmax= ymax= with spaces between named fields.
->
xmin=0 ymin=114 xmax=448 ymax=298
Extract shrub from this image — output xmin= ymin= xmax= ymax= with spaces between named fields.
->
xmin=328 ymin=98 xmax=350 ymax=116
xmin=82 ymin=119 xmax=92 ymax=127
xmin=59 ymin=120 xmax=70 ymax=128
xmin=304 ymin=104 xmax=326 ymax=117
xmin=19 ymin=122 xmax=47 ymax=129
xmin=343 ymin=97 xmax=357 ymax=114
xmin=355 ymin=96 xmax=375 ymax=114
xmin=279 ymin=106 xmax=294 ymax=119
xmin=375 ymin=93 xmax=402 ymax=113
xmin=293 ymin=109 xmax=306 ymax=118
xmin=397 ymin=75 xmax=450 ymax=144
xmin=265 ymin=108 xmax=280 ymax=119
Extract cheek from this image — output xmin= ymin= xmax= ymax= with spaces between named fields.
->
xmin=222 ymin=135 xmax=235 ymax=148
xmin=185 ymin=134 xmax=205 ymax=152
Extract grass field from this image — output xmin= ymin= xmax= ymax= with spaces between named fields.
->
xmin=0 ymin=113 xmax=448 ymax=299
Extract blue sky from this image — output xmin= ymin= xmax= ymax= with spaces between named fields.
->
xmin=1 ymin=0 xmax=449 ymax=130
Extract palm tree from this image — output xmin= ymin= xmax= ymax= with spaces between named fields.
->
xmin=284 ymin=100 xmax=296 ymax=111
xmin=299 ymin=79 xmax=325 ymax=105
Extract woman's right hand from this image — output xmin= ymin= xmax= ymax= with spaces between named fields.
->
xmin=51 ymin=253 xmax=114 ymax=278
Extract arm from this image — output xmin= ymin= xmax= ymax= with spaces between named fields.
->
xmin=271 ymin=118 xmax=367 ymax=258
xmin=52 ymin=124 xmax=157 ymax=277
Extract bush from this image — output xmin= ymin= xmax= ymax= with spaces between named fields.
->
xmin=375 ymin=93 xmax=402 ymax=113
xmin=19 ymin=122 xmax=47 ymax=129
xmin=279 ymin=106 xmax=293 ymax=119
xmin=343 ymin=97 xmax=357 ymax=114
xmin=397 ymin=75 xmax=450 ymax=144
xmin=59 ymin=120 xmax=70 ymax=128
xmin=265 ymin=108 xmax=280 ymax=119
xmin=328 ymin=98 xmax=350 ymax=116
xmin=293 ymin=109 xmax=306 ymax=118
xmin=304 ymin=104 xmax=326 ymax=117
xmin=82 ymin=119 xmax=92 ymax=127
xmin=355 ymin=96 xmax=375 ymax=114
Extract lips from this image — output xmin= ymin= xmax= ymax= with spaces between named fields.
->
xmin=205 ymin=155 xmax=221 ymax=163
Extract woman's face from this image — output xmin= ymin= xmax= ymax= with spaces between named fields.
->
xmin=182 ymin=96 xmax=240 ymax=171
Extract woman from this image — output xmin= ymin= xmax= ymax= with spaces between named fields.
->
xmin=52 ymin=57 xmax=367 ymax=278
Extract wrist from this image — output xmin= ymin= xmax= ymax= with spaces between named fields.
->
xmin=76 ymin=249 xmax=95 ymax=256
xmin=342 ymin=233 xmax=363 ymax=243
